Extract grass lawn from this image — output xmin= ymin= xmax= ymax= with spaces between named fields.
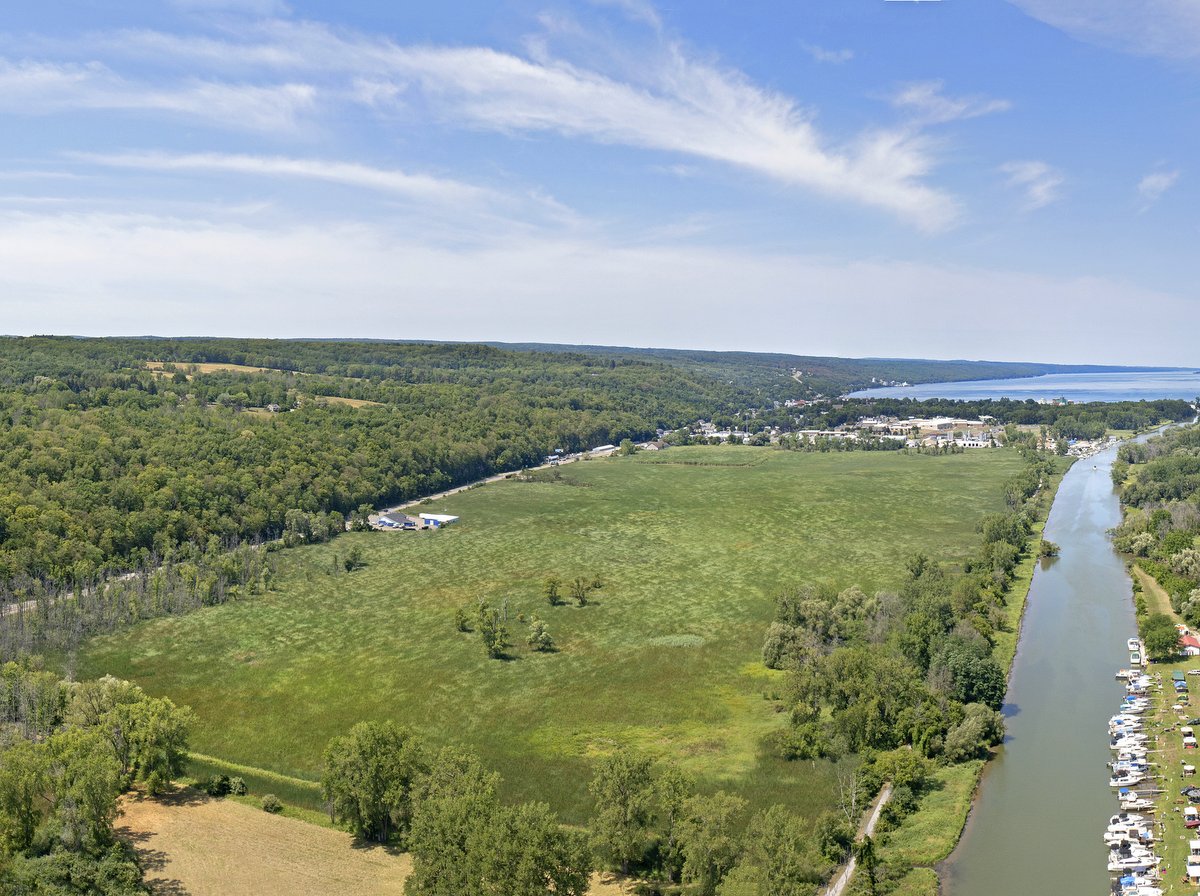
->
xmin=74 ymin=445 xmax=1026 ymax=823
xmin=876 ymin=761 xmax=984 ymax=867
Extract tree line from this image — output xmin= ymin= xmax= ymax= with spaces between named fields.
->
xmin=1113 ymin=423 xmax=1200 ymax=625
xmin=320 ymin=720 xmax=834 ymax=896
xmin=0 ymin=660 xmax=192 ymax=894
xmin=757 ymin=448 xmax=1057 ymax=890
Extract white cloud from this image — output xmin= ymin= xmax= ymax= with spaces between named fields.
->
xmin=362 ymin=42 xmax=960 ymax=229
xmin=892 ymin=81 xmax=1011 ymax=124
xmin=802 ymin=43 xmax=854 ymax=64
xmin=31 ymin=22 xmax=962 ymax=230
xmin=0 ymin=58 xmax=315 ymax=132
xmin=75 ymin=152 xmax=495 ymax=206
xmin=0 ymin=209 xmax=1194 ymax=365
xmin=1137 ymin=169 xmax=1180 ymax=208
xmin=1000 ymin=160 xmax=1064 ymax=210
xmin=1009 ymin=0 xmax=1200 ymax=60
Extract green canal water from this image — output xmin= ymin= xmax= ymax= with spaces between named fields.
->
xmin=941 ymin=440 xmax=1139 ymax=895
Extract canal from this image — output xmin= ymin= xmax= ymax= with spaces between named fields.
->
xmin=941 ymin=440 xmax=1139 ymax=895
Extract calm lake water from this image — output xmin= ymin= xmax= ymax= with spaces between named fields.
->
xmin=848 ymin=369 xmax=1200 ymax=402
xmin=940 ymin=437 xmax=1147 ymax=896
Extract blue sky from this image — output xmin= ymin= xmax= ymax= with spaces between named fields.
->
xmin=1 ymin=0 xmax=1196 ymax=364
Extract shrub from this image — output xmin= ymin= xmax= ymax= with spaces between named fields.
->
xmin=228 ymin=776 xmax=247 ymax=796
xmin=261 ymin=793 xmax=283 ymax=813
xmin=202 ymin=774 xmax=231 ymax=796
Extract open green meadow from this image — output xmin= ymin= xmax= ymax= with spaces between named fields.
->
xmin=73 ymin=446 xmax=1025 ymax=823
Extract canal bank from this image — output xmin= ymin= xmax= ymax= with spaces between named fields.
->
xmin=940 ymin=439 xmax=1140 ymax=895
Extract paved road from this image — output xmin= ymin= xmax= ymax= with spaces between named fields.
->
xmin=372 ymin=454 xmax=585 ymax=521
xmin=824 ymin=782 xmax=893 ymax=896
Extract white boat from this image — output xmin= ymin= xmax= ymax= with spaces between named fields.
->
xmin=1129 ymin=638 xmax=1142 ymax=652
xmin=1111 ymin=772 xmax=1146 ymax=788
xmin=1117 ymin=668 xmax=1135 ymax=680
xmin=1121 ymin=798 xmax=1157 ymax=811
xmin=1106 ymin=828 xmax=1156 ymax=845
xmin=1108 ymin=853 xmax=1161 ymax=872
xmin=1109 ymin=813 xmax=1149 ymax=827
xmin=1112 ymin=735 xmax=1149 ymax=746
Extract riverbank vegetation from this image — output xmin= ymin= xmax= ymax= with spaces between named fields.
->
xmin=765 ymin=446 xmax=1067 ymax=895
xmin=1113 ymin=424 xmax=1200 ymax=623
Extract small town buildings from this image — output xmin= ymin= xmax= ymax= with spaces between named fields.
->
xmin=378 ymin=512 xmax=418 ymax=530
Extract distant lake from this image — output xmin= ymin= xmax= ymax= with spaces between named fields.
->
xmin=847 ymin=369 xmax=1200 ymax=403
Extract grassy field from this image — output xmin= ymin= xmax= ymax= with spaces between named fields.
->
xmin=74 ymin=445 xmax=1026 ymax=823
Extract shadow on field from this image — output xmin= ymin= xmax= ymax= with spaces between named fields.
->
xmin=146 ymin=879 xmax=191 ymax=896
xmin=125 ymin=785 xmax=212 ymax=809
xmin=349 ymin=837 xmax=405 ymax=857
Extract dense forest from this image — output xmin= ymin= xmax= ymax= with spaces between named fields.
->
xmin=1113 ymin=424 xmax=1200 ymax=623
xmin=0 ymin=337 xmax=759 ymax=591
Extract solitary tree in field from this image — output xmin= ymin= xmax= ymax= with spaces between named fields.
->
xmin=571 ymin=576 xmax=589 ymax=607
xmin=544 ymin=576 xmax=562 ymax=606
xmin=478 ymin=607 xmax=510 ymax=659
xmin=527 ymin=616 xmax=554 ymax=652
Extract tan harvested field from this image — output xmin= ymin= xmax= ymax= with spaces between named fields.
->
xmin=145 ymin=361 xmax=304 ymax=379
xmin=118 ymin=787 xmax=635 ymax=895
xmin=313 ymin=395 xmax=384 ymax=408
xmin=117 ymin=788 xmax=410 ymax=896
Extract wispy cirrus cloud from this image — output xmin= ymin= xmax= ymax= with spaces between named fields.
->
xmin=1137 ymin=168 xmax=1180 ymax=209
xmin=0 ymin=58 xmax=314 ymax=132
xmin=352 ymin=40 xmax=960 ymax=229
xmin=1000 ymin=160 xmax=1064 ymax=210
xmin=892 ymin=81 xmax=1011 ymax=124
xmin=1008 ymin=0 xmax=1200 ymax=60
xmin=802 ymin=42 xmax=854 ymax=64
xmin=75 ymin=151 xmax=494 ymax=205
xmin=23 ymin=20 xmax=964 ymax=230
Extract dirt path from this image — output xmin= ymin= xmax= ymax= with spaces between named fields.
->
xmin=374 ymin=454 xmax=583 ymax=519
xmin=824 ymin=782 xmax=892 ymax=896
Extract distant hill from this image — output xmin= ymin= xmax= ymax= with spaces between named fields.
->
xmin=484 ymin=341 xmax=1175 ymax=399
